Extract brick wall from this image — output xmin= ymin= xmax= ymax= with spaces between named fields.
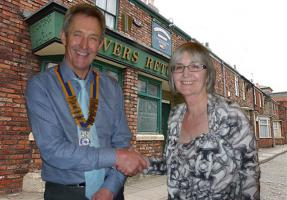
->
xmin=214 ymin=63 xmax=254 ymax=109
xmin=118 ymin=0 xmax=188 ymax=51
xmin=136 ymin=140 xmax=164 ymax=157
xmin=213 ymin=59 xmax=224 ymax=96
xmin=224 ymin=68 xmax=238 ymax=101
xmin=254 ymin=89 xmax=265 ymax=114
xmin=123 ymin=68 xmax=138 ymax=146
xmin=172 ymin=34 xmax=188 ymax=52
xmin=243 ymin=82 xmax=254 ymax=108
xmin=276 ymin=101 xmax=287 ymax=144
xmin=0 ymin=0 xmax=47 ymax=194
xmin=258 ymin=138 xmax=273 ymax=148
xmin=29 ymin=141 xmax=41 ymax=172
xmin=118 ymin=0 xmax=152 ymax=47
xmin=275 ymin=138 xmax=285 ymax=145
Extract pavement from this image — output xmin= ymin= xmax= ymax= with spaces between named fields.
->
xmin=1 ymin=144 xmax=287 ymax=200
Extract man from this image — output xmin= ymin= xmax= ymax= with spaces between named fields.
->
xmin=26 ymin=4 xmax=148 ymax=200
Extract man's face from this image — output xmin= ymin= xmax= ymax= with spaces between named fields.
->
xmin=61 ymin=14 xmax=103 ymax=74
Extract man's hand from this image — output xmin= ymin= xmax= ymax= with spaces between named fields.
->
xmin=92 ymin=188 xmax=113 ymax=200
xmin=115 ymin=148 xmax=149 ymax=176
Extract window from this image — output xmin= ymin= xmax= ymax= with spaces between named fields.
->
xmin=259 ymin=93 xmax=262 ymax=107
xmin=137 ymin=76 xmax=161 ymax=134
xmin=106 ymin=71 xmax=119 ymax=81
xmin=274 ymin=103 xmax=279 ymax=115
xmin=95 ymin=0 xmax=117 ymax=29
xmin=92 ymin=61 xmax=123 ymax=85
xmin=138 ymin=97 xmax=158 ymax=132
xmin=273 ymin=121 xmax=282 ymax=138
xmin=242 ymin=81 xmax=246 ymax=100
xmin=235 ymin=76 xmax=239 ymax=96
xmin=259 ymin=117 xmax=271 ymax=138
xmin=138 ymin=79 xmax=147 ymax=93
xmin=40 ymin=55 xmax=63 ymax=71
xmin=254 ymin=89 xmax=257 ymax=105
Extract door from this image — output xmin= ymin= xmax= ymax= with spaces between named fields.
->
xmin=162 ymin=102 xmax=171 ymax=143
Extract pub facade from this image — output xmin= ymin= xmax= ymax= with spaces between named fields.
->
xmin=0 ymin=0 xmax=286 ymax=194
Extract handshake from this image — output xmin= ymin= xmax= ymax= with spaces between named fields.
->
xmin=115 ymin=148 xmax=149 ymax=176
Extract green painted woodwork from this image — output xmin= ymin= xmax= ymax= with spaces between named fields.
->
xmin=137 ymin=75 xmax=162 ymax=134
xmin=92 ymin=60 xmax=124 ymax=86
xmin=29 ymin=12 xmax=64 ymax=50
xmin=99 ymin=34 xmax=169 ymax=79
xmin=27 ymin=2 xmax=170 ymax=79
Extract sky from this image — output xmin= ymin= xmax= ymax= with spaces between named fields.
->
xmin=154 ymin=0 xmax=287 ymax=92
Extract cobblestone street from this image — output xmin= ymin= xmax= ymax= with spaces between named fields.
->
xmin=260 ymin=152 xmax=287 ymax=200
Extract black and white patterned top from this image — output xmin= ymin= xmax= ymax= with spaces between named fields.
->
xmin=149 ymin=94 xmax=260 ymax=200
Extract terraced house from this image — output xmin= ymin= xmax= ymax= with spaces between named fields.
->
xmin=0 ymin=0 xmax=286 ymax=194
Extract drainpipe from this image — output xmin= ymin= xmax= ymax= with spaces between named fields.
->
xmin=253 ymin=110 xmax=257 ymax=141
xmin=252 ymin=87 xmax=257 ymax=138
xmin=270 ymin=99 xmax=276 ymax=147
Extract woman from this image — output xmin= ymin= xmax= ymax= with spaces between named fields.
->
xmin=149 ymin=42 xmax=260 ymax=199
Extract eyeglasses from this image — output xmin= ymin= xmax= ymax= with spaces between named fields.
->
xmin=173 ymin=63 xmax=207 ymax=73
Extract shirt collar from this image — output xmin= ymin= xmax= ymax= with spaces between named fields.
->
xmin=59 ymin=59 xmax=94 ymax=83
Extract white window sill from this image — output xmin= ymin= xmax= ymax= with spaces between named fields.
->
xmin=136 ymin=134 xmax=164 ymax=141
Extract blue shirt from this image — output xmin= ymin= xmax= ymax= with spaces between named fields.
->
xmin=26 ymin=60 xmax=131 ymax=195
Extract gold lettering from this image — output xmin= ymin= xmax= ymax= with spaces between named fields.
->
xmin=145 ymin=57 xmax=153 ymax=69
xmin=101 ymin=38 xmax=168 ymax=77
xmin=131 ymin=52 xmax=139 ymax=63
xmin=154 ymin=61 xmax=161 ymax=72
xmin=103 ymin=38 xmax=112 ymax=52
xmin=122 ymin=47 xmax=131 ymax=61
xmin=113 ymin=42 xmax=122 ymax=56
xmin=161 ymin=64 xmax=168 ymax=75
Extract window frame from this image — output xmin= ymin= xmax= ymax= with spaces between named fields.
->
xmin=92 ymin=60 xmax=123 ymax=86
xmin=95 ymin=0 xmax=118 ymax=30
xmin=137 ymin=75 xmax=162 ymax=134
xmin=259 ymin=117 xmax=271 ymax=138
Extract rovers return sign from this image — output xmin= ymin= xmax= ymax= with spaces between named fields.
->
xmin=98 ymin=34 xmax=169 ymax=79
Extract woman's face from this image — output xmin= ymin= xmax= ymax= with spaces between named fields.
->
xmin=172 ymin=51 xmax=208 ymax=98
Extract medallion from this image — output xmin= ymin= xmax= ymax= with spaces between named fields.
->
xmin=79 ymin=128 xmax=91 ymax=146
xmin=54 ymin=65 xmax=100 ymax=147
